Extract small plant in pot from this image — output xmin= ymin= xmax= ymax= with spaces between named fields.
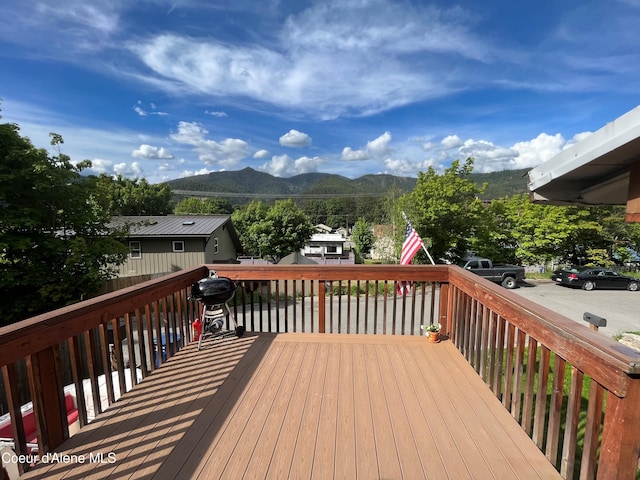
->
xmin=421 ymin=323 xmax=441 ymax=342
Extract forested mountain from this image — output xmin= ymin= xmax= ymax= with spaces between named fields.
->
xmin=167 ymin=167 xmax=530 ymax=200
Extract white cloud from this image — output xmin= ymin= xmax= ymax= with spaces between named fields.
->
xmin=132 ymin=144 xmax=174 ymax=159
xmin=431 ymin=132 xmax=574 ymax=173
xmin=441 ymin=135 xmax=463 ymax=149
xmin=205 ymin=110 xmax=228 ymax=117
xmin=341 ymin=147 xmax=369 ymax=161
xmin=125 ymin=2 xmax=495 ymax=119
xmin=170 ymin=121 xmax=249 ymax=168
xmin=342 ymin=132 xmax=392 ymax=161
xmin=422 ymin=141 xmax=436 ymax=152
xmin=253 ymin=149 xmax=270 ymax=159
xmin=510 ymin=133 xmax=566 ymax=169
xmin=384 ymin=157 xmax=435 ymax=177
xmin=134 ymin=101 xmax=169 ymax=116
xmin=294 ymin=155 xmax=323 ymax=173
xmin=260 ymin=154 xmax=323 ymax=176
xmin=114 ymin=161 xmax=144 ymax=178
xmin=179 ymin=167 xmax=213 ymax=178
xmin=85 ymin=158 xmax=114 ymax=175
xmin=261 ymin=154 xmax=294 ymax=176
xmin=279 ymin=129 xmax=312 ymax=147
xmin=366 ymin=132 xmax=393 ymax=157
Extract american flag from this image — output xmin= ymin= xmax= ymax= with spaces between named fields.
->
xmin=400 ymin=222 xmax=423 ymax=265
xmin=397 ymin=219 xmax=424 ymax=295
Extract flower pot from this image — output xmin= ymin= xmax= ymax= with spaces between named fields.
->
xmin=427 ymin=331 xmax=440 ymax=343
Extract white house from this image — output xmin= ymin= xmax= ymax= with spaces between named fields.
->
xmin=303 ymin=233 xmax=345 ymax=259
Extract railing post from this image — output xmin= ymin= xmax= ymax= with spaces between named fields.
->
xmin=439 ymin=283 xmax=450 ymax=336
xmin=1 ymin=364 xmax=29 ymax=474
xmin=318 ymin=281 xmax=326 ymax=333
xmin=27 ymin=346 xmax=67 ymax=452
xmin=597 ymin=374 xmax=640 ymax=479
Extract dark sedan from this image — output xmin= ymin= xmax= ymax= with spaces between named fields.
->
xmin=551 ymin=267 xmax=639 ymax=291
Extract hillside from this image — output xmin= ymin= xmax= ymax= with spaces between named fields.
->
xmin=167 ymin=167 xmax=530 ymax=201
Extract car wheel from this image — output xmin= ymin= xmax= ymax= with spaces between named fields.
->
xmin=501 ymin=276 xmax=517 ymax=289
xmin=627 ymin=281 xmax=639 ymax=292
xmin=582 ymin=281 xmax=595 ymax=291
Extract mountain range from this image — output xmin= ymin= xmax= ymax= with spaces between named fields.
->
xmin=167 ymin=167 xmax=530 ymax=200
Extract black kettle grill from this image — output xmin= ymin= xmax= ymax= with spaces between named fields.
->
xmin=191 ymin=276 xmax=237 ymax=305
xmin=191 ymin=272 xmax=244 ymax=349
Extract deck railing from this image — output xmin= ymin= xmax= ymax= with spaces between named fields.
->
xmin=1 ymin=264 xmax=639 ymax=479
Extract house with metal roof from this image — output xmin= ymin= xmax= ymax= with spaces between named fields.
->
xmin=528 ymin=104 xmax=640 ymax=222
xmin=109 ymin=215 xmax=242 ymax=277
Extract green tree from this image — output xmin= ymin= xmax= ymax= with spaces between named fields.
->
xmin=231 ymin=200 xmax=269 ymax=256
xmin=0 ymin=122 xmax=127 ymax=324
xmin=174 ymin=197 xmax=233 ymax=214
xmin=232 ymin=199 xmax=314 ymax=262
xmin=254 ymin=199 xmax=315 ymax=262
xmin=399 ymin=158 xmax=486 ymax=263
xmin=94 ymin=174 xmax=173 ymax=215
xmin=352 ymin=218 xmax=375 ymax=260
xmin=470 ymin=197 xmax=520 ymax=264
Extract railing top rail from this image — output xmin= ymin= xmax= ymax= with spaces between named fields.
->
xmin=449 ymin=266 xmax=640 ymax=390
xmin=207 ymin=263 xmax=451 ymax=282
xmin=0 ymin=265 xmax=209 ymax=368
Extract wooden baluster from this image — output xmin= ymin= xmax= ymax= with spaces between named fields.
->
xmin=318 ymin=280 xmax=326 ymax=333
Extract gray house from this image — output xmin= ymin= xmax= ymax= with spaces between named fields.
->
xmin=109 ymin=215 xmax=242 ymax=278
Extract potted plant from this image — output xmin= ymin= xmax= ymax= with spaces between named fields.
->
xmin=421 ymin=323 xmax=441 ymax=342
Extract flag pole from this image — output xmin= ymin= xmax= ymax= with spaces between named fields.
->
xmin=402 ymin=211 xmax=436 ymax=265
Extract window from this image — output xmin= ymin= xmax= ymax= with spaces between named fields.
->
xmin=326 ymin=245 xmax=338 ymax=253
xmin=173 ymin=241 xmax=185 ymax=252
xmin=129 ymin=241 xmax=141 ymax=259
xmin=480 ymin=260 xmax=491 ymax=268
xmin=213 ymin=237 xmax=219 ymax=254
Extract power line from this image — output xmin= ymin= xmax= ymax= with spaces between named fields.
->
xmin=171 ymin=190 xmax=388 ymax=199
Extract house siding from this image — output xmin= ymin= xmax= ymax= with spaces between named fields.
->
xmin=111 ymin=215 xmax=241 ymax=278
xmin=117 ymin=238 xmax=207 ymax=277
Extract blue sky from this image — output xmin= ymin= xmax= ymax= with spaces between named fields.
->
xmin=1 ymin=0 xmax=639 ymax=184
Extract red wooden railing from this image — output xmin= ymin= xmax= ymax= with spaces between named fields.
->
xmin=1 ymin=264 xmax=638 ymax=479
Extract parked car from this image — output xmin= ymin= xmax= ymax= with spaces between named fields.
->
xmin=458 ymin=256 xmax=525 ymax=289
xmin=551 ymin=267 xmax=639 ymax=291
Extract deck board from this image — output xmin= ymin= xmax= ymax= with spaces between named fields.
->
xmin=20 ymin=333 xmax=562 ymax=480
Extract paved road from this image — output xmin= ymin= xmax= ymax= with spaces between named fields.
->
xmin=512 ymin=280 xmax=640 ymax=338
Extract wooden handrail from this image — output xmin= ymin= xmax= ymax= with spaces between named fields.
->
xmin=0 ymin=265 xmax=209 ymax=368
xmin=449 ymin=267 xmax=640 ymax=381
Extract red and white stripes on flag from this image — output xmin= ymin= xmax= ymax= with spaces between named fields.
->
xmin=397 ymin=220 xmax=424 ymax=295
xmin=400 ymin=222 xmax=423 ymax=265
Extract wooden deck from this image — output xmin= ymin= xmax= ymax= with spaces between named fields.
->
xmin=22 ymin=333 xmax=561 ymax=479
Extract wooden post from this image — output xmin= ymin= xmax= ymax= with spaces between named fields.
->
xmin=439 ymin=283 xmax=450 ymax=336
xmin=26 ymin=346 xmax=67 ymax=452
xmin=625 ymin=162 xmax=640 ymax=223
xmin=598 ymin=375 xmax=640 ymax=479
xmin=1 ymin=365 xmax=29 ymax=474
